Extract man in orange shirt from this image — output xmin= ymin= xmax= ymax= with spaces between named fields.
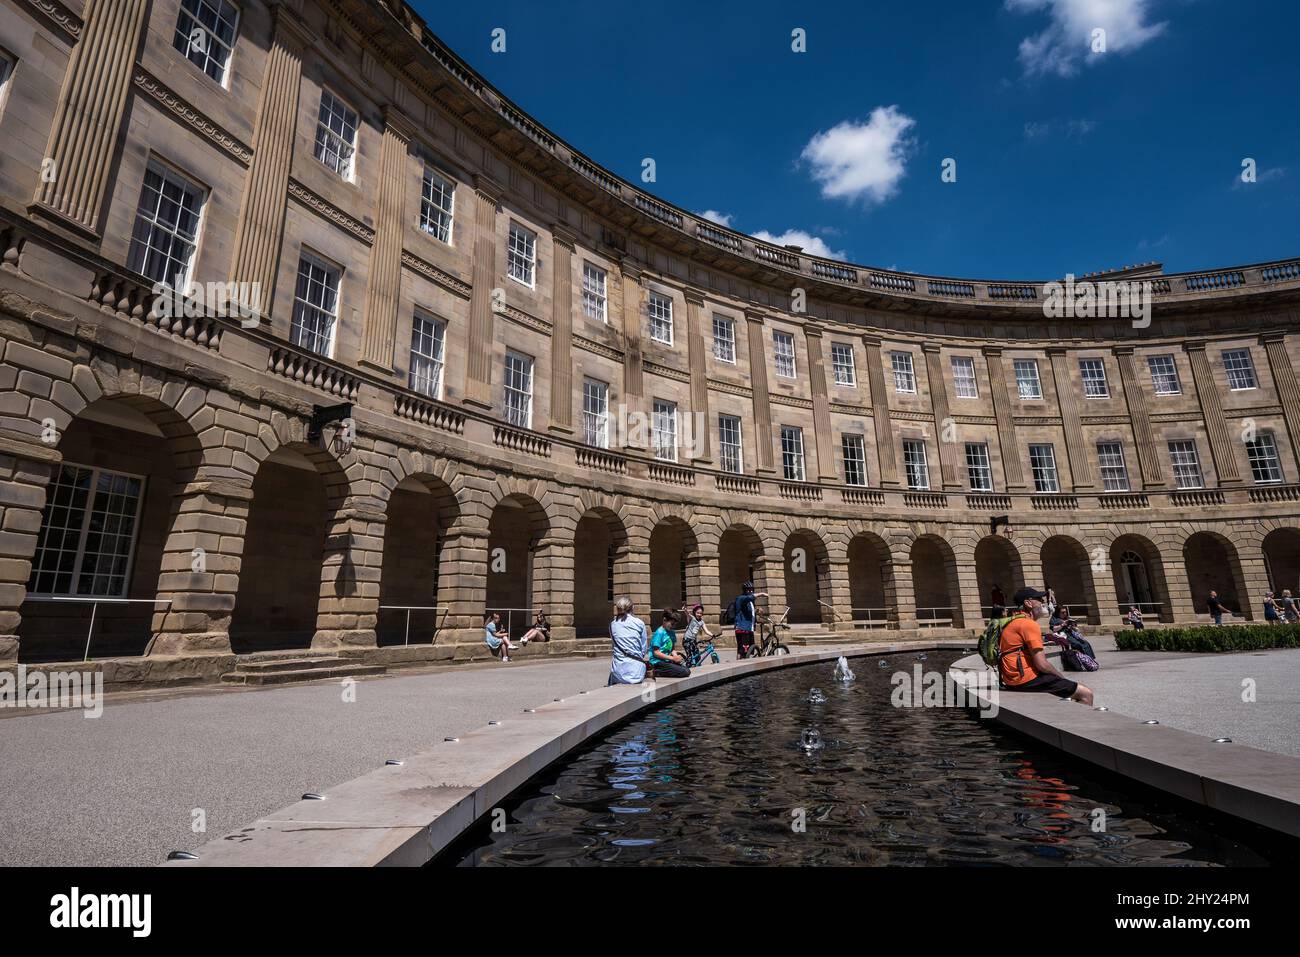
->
xmin=999 ymin=587 xmax=1094 ymax=705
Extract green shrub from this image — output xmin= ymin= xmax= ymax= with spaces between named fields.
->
xmin=1114 ymin=623 xmax=1300 ymax=653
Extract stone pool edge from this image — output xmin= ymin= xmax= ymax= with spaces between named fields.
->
xmin=948 ymin=653 xmax=1300 ymax=839
xmin=165 ymin=640 xmax=970 ymax=867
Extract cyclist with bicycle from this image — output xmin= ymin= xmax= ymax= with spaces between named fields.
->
xmin=681 ymin=603 xmax=720 ymax=667
xmin=731 ymin=581 xmax=768 ymax=659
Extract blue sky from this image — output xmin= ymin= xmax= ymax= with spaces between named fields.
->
xmin=411 ymin=0 xmax=1297 ymax=279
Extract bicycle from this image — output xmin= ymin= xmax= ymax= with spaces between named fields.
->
xmin=746 ymin=606 xmax=791 ymax=657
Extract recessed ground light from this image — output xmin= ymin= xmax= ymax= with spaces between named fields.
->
xmin=166 ymin=850 xmax=198 ymax=861
xmin=554 ymin=697 xmax=564 ymax=702
xmin=1142 ymin=719 xmax=1160 ymax=725
xmin=1214 ymin=737 xmax=1233 ymax=744
xmin=443 ymin=736 xmax=459 ymax=742
xmin=488 ymin=720 xmax=502 ymax=725
xmin=523 ymin=708 xmax=536 ymax=713
xmin=1094 ymin=706 xmax=1109 ymax=712
xmin=302 ymin=792 xmax=325 ymax=800
xmin=385 ymin=759 xmax=403 ymax=766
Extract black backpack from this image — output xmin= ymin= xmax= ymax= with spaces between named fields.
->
xmin=720 ymin=598 xmax=737 ymax=626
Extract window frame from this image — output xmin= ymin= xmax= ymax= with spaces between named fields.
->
xmin=652 ymin=399 xmax=678 ymax=462
xmin=950 ymin=355 xmax=978 ymax=398
xmin=582 ymin=378 xmax=610 ymax=449
xmin=773 ymin=330 xmax=797 ymax=379
xmin=831 ymin=342 xmax=857 ymax=387
xmin=1096 ymin=441 xmax=1130 ymax=492
xmin=1148 ymin=354 xmax=1181 ymax=396
xmin=503 ymin=350 xmax=535 ymax=429
xmin=581 ymin=261 xmax=607 ymax=323
xmin=172 ymin=0 xmax=240 ymax=88
xmin=1168 ymin=439 xmax=1203 ymax=489
xmin=890 ymin=351 xmax=916 ymax=394
xmin=780 ymin=426 xmax=806 ymax=482
xmin=1014 ymin=358 xmax=1043 ymax=400
xmin=1222 ymin=348 xmax=1258 ymax=391
xmin=1246 ymin=432 xmax=1283 ymax=484
xmin=419 ymin=167 xmax=455 ymax=244
xmin=647 ymin=292 xmax=674 ymax=346
xmin=290 ymin=250 xmax=341 ymax=358
xmin=1028 ymin=443 xmax=1060 ymax=493
xmin=902 ymin=438 xmax=930 ymax=490
xmin=1079 ymin=358 xmax=1110 ymax=398
xmin=711 ymin=315 xmax=736 ymax=364
xmin=965 ymin=442 xmax=993 ymax=492
xmin=718 ymin=414 xmax=744 ymax=474
xmin=126 ymin=160 xmax=208 ymax=288
xmin=841 ymin=433 xmax=867 ymax=486
xmin=506 ymin=221 xmax=537 ymax=288
xmin=408 ymin=310 xmax=446 ymax=399
xmin=313 ymin=88 xmax=359 ymax=182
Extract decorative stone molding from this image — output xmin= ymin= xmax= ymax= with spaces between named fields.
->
xmin=133 ymin=69 xmax=253 ymax=165
xmin=400 ymin=250 xmax=470 ymax=298
xmin=15 ymin=0 xmax=82 ymax=44
xmin=286 ymin=179 xmax=376 ymax=245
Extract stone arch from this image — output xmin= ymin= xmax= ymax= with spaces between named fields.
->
xmin=974 ymin=535 xmax=1023 ymax=618
xmin=779 ymin=526 xmax=832 ymax=624
xmin=718 ymin=523 xmax=770 ymax=609
xmin=18 ymin=394 xmax=205 ymax=663
xmin=846 ymin=530 xmax=895 ymax=627
xmin=484 ymin=489 xmax=552 ymax=638
xmin=1109 ymin=532 xmax=1171 ymax=622
xmin=1262 ymin=527 xmax=1300 ymax=600
xmin=1040 ymin=535 xmax=1100 ymax=624
xmin=1182 ymin=530 xmax=1249 ymax=620
xmin=910 ymin=533 xmax=963 ymax=628
xmin=648 ymin=515 xmax=700 ymax=613
xmin=573 ymin=504 xmax=631 ymax=637
xmin=377 ymin=472 xmax=461 ymax=646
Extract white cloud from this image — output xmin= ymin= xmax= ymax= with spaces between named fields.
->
xmin=698 ymin=209 xmax=734 ymax=227
xmin=799 ymin=106 xmax=916 ymax=206
xmin=1007 ymin=0 xmax=1167 ymax=77
xmin=750 ymin=229 xmax=847 ymax=261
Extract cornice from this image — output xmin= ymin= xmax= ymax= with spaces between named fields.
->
xmin=287 ymin=179 xmax=375 ymax=245
xmin=133 ymin=69 xmax=253 ymax=166
xmin=400 ymin=250 xmax=470 ymax=298
xmin=15 ymin=0 xmax=80 ymax=42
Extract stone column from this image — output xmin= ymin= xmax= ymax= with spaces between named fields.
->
xmin=1047 ymin=347 xmax=1095 ymax=490
xmin=691 ymin=551 xmax=721 ymax=621
xmin=804 ymin=323 xmax=837 ymax=482
xmin=684 ymin=288 xmax=713 ymax=464
xmin=746 ymin=310 xmax=776 ymax=474
xmin=358 ymin=108 xmax=415 ymax=372
xmin=890 ymin=555 xmax=918 ymax=630
xmin=532 ymin=534 xmax=575 ymax=641
xmin=1113 ymin=346 xmax=1166 ymax=488
xmin=1184 ymin=340 xmax=1242 ymax=485
xmin=437 ymin=525 xmax=490 ymax=640
xmin=824 ymin=556 xmax=853 ymax=631
xmin=1262 ymin=332 xmax=1300 ymax=477
xmin=548 ymin=227 xmax=576 ymax=435
xmin=228 ymin=5 xmax=312 ymax=307
xmin=984 ymin=347 xmax=1025 ymax=489
xmin=622 ymin=527 xmax=653 ymax=611
xmin=863 ymin=336 xmax=898 ymax=486
xmin=312 ymin=500 xmax=385 ymax=650
xmin=954 ymin=553 xmax=984 ymax=628
xmin=148 ymin=476 xmax=253 ymax=656
xmin=30 ymin=0 xmax=152 ymax=236
xmin=619 ymin=261 xmax=646 ymax=452
xmin=0 ymin=436 xmax=61 ymax=660
xmin=922 ymin=343 xmax=961 ymax=489
xmin=461 ymin=176 xmax=502 ymax=409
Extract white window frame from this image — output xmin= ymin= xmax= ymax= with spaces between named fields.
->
xmin=718 ymin=414 xmax=744 ymax=474
xmin=506 ymin=221 xmax=537 ymax=288
xmin=891 ymin=352 xmax=916 ymax=394
xmin=1014 ymin=359 xmax=1043 ymax=400
xmin=1096 ymin=442 xmax=1130 ymax=492
xmin=408 ymin=310 xmax=446 ymax=399
xmin=581 ymin=262 xmax=607 ymax=323
xmin=712 ymin=315 xmax=736 ymax=363
xmin=1222 ymin=348 xmax=1258 ymax=391
xmin=582 ymin=378 xmax=609 ymax=449
xmin=28 ymin=463 xmax=146 ymax=598
xmin=290 ymin=251 xmax=341 ymax=358
xmin=831 ymin=343 xmax=857 ymax=387
xmin=903 ymin=439 xmax=929 ymax=490
xmin=1029 ymin=443 xmax=1060 ymax=492
xmin=1148 ymin=354 xmax=1181 ymax=395
xmin=173 ymin=0 xmax=240 ymax=88
xmin=781 ymin=426 xmax=806 ymax=482
xmin=127 ymin=161 xmax=207 ymax=288
xmin=1079 ymin=358 xmax=1109 ymax=398
xmin=419 ymin=167 xmax=455 ymax=244
xmin=648 ymin=292 xmax=674 ymax=345
xmin=1168 ymin=439 xmax=1203 ymax=489
xmin=841 ymin=433 xmax=867 ymax=486
xmin=503 ymin=351 xmax=534 ymax=429
xmin=951 ymin=356 xmax=978 ymax=398
xmin=1246 ymin=432 xmax=1283 ymax=484
xmin=314 ymin=88 xmax=358 ymax=182
xmin=773 ymin=331 xmax=797 ymax=378
xmin=965 ymin=442 xmax=993 ymax=491
xmin=652 ymin=399 xmax=678 ymax=462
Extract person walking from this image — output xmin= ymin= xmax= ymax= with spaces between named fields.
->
xmin=607 ymin=597 xmax=650 ymax=686
xmin=1126 ymin=605 xmax=1145 ymax=630
xmin=730 ymin=581 xmax=767 ymax=659
xmin=1281 ymin=590 xmax=1299 ymax=623
xmin=1264 ymin=591 xmax=1280 ymax=625
xmin=1205 ymin=590 xmax=1226 ymax=626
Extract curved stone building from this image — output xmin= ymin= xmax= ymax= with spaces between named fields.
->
xmin=1 ymin=0 xmax=1298 ymax=681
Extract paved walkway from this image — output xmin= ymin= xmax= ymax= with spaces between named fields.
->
xmin=3 ymin=638 xmax=1297 ymax=866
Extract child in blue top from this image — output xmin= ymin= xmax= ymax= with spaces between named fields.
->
xmin=648 ymin=608 xmax=690 ymax=678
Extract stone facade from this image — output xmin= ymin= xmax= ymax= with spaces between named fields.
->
xmin=1 ymin=0 xmax=1299 ymax=680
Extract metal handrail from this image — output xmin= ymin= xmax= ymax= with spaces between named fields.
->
xmin=377 ymin=604 xmax=450 ymax=645
xmin=486 ymin=606 xmax=542 ymax=639
xmin=23 ymin=596 xmax=172 ymax=662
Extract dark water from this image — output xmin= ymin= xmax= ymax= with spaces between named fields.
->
xmin=445 ymin=652 xmax=1279 ymax=866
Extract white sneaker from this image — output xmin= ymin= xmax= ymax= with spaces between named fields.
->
xmin=520 ymin=637 xmax=530 ymax=644
xmin=501 ymin=655 xmax=510 ymax=662
xmin=507 ymin=642 xmax=520 ymax=650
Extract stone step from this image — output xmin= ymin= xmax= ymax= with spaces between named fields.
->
xmin=221 ymin=656 xmax=387 ymax=685
xmin=230 ymin=656 xmax=352 ymax=674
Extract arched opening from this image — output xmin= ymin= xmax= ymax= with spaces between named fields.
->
xmin=910 ymin=535 xmax=963 ymax=628
xmin=1041 ymin=535 xmax=1099 ymax=624
xmin=1183 ymin=531 xmax=1248 ymax=620
xmin=1109 ymin=534 xmax=1170 ymax=622
xmin=974 ymin=535 xmax=1023 ymax=619
xmin=230 ymin=444 xmax=335 ymax=653
xmin=573 ymin=508 xmax=627 ymax=637
xmin=649 ymin=518 xmax=699 ymax=613
xmin=1262 ymin=528 xmax=1300 ymax=600
xmin=782 ymin=529 xmax=830 ymax=624
xmin=719 ymin=525 xmax=768 ymax=610
xmin=847 ymin=532 xmax=894 ymax=628
xmin=377 ymin=475 xmax=459 ymax=646
xmin=19 ymin=397 xmax=198 ymax=663
xmin=485 ymin=493 xmax=549 ymax=639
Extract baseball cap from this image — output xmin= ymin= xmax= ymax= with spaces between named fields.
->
xmin=1012 ymin=587 xmax=1048 ymax=605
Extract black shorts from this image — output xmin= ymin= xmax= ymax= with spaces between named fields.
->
xmin=1003 ymin=673 xmax=1078 ymax=698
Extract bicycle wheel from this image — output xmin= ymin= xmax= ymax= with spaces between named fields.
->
xmin=772 ymin=643 xmax=790 ymax=656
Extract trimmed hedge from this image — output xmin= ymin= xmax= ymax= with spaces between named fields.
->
xmin=1115 ymin=623 xmax=1300 ymax=653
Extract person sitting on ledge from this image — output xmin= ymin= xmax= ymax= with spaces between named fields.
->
xmin=1126 ymin=605 xmax=1144 ymax=630
xmin=607 ymin=597 xmax=651 ymax=686
xmin=484 ymin=611 xmax=518 ymax=663
xmin=518 ymin=610 xmax=551 ymax=644
xmin=648 ymin=607 xmax=691 ymax=679
xmin=998 ymin=587 xmax=1094 ymax=705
